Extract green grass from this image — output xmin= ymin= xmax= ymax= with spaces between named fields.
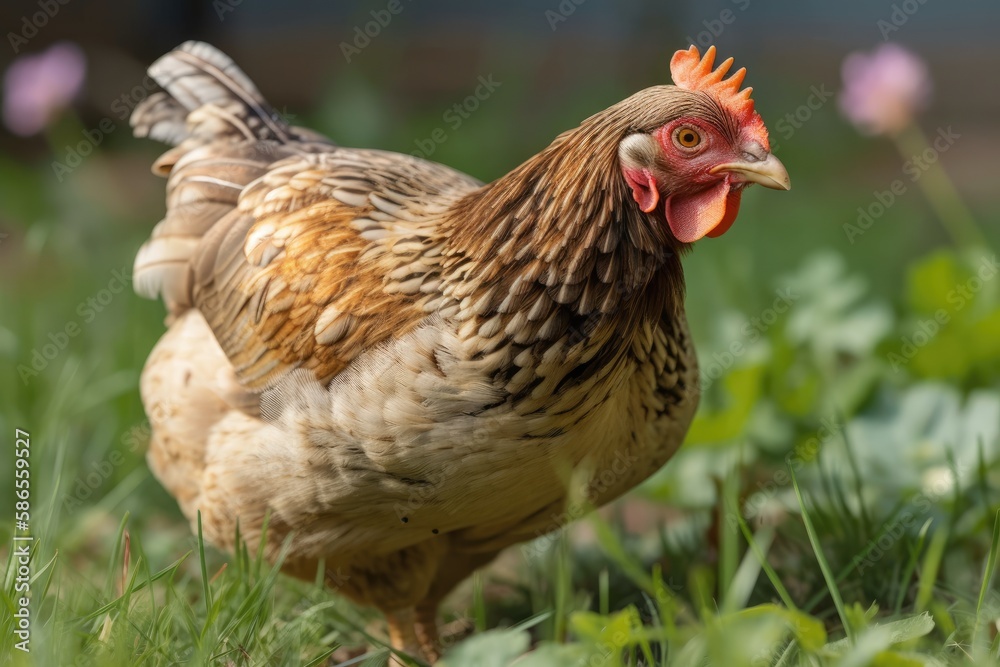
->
xmin=1 ymin=56 xmax=999 ymax=666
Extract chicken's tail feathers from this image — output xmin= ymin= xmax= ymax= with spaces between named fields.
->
xmin=129 ymin=42 xmax=291 ymax=315
xmin=131 ymin=40 xmax=292 ymax=149
xmin=130 ymin=42 xmax=334 ymax=316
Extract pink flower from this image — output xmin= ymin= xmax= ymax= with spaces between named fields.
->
xmin=839 ymin=43 xmax=931 ymax=136
xmin=3 ymin=42 xmax=86 ymax=137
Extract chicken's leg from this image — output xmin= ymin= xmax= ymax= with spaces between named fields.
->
xmin=408 ymin=549 xmax=502 ymax=662
xmin=387 ymin=608 xmax=423 ymax=665
xmin=414 ymin=602 xmax=441 ymax=663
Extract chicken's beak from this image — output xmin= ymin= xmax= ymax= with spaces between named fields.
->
xmin=711 ymin=153 xmax=791 ymax=191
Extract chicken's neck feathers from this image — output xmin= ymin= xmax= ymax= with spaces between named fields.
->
xmin=439 ymin=109 xmax=686 ymax=338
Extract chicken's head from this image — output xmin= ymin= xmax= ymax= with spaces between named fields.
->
xmin=618 ymin=45 xmax=790 ymax=243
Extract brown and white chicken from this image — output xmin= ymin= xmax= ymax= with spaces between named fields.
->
xmin=131 ymin=41 xmax=789 ymax=662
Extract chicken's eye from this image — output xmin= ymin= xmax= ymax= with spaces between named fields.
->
xmin=674 ymin=127 xmax=701 ymax=149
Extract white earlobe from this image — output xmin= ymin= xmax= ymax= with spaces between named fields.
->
xmin=617 ymin=133 xmax=660 ymax=171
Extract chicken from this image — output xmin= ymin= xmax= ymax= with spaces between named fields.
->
xmin=130 ymin=41 xmax=789 ymax=662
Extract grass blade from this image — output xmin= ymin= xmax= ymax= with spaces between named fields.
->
xmin=791 ymin=466 xmax=852 ymax=643
xmin=197 ymin=511 xmax=213 ymax=616
xmin=976 ymin=509 xmax=1000 ymax=615
xmin=915 ymin=527 xmax=948 ymax=613
xmin=893 ymin=518 xmax=932 ymax=615
xmin=735 ymin=513 xmax=797 ymax=611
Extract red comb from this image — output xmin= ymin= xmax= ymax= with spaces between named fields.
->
xmin=670 ymin=45 xmax=756 ymax=120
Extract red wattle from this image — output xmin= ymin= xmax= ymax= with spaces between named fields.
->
xmin=664 ymin=179 xmax=741 ymax=243
xmin=706 ymin=188 xmax=742 ymax=238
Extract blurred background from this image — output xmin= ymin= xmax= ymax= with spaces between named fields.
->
xmin=1 ymin=1 xmax=999 ymax=664
xmin=1 ymin=1 xmax=998 ymax=332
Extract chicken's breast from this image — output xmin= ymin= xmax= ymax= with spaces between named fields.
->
xmin=141 ymin=303 xmax=698 ymax=606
